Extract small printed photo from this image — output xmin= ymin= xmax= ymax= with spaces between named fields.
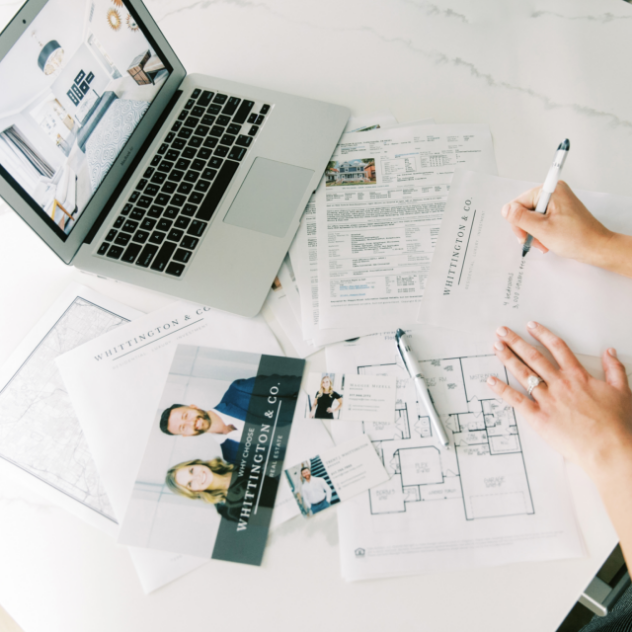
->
xmin=326 ymin=158 xmax=376 ymax=186
xmin=305 ymin=373 xmax=344 ymax=420
xmin=285 ymin=457 xmax=340 ymax=517
xmin=300 ymin=372 xmax=397 ymax=422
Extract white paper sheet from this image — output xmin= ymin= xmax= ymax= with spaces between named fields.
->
xmin=56 ymin=302 xmax=326 ymax=592
xmin=326 ymin=330 xmax=584 ymax=581
xmin=289 ymin=195 xmax=377 ymax=347
xmin=264 ymin=256 xmax=321 ymax=358
xmin=288 ymin=114 xmax=402 ymax=348
xmin=418 ymin=170 xmax=632 ymax=358
xmin=316 ymin=124 xmax=498 ymax=335
xmin=0 ymin=284 xmax=142 ymax=536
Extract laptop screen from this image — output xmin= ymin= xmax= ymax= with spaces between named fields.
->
xmin=0 ymin=0 xmax=171 ymax=241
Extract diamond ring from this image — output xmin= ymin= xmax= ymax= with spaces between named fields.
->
xmin=527 ymin=375 xmax=544 ymax=396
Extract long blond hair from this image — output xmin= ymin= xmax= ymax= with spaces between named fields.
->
xmin=317 ymin=374 xmax=334 ymax=397
xmin=165 ymin=458 xmax=234 ymax=504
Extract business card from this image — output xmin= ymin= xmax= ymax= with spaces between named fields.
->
xmin=302 ymin=372 xmax=396 ymax=421
xmin=284 ymin=436 xmax=389 ymax=517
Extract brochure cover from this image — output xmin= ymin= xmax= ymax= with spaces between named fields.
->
xmin=118 ymin=344 xmax=305 ymax=566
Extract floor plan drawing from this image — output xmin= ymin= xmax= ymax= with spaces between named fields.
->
xmin=358 ymin=355 xmax=534 ymax=521
xmin=328 ymin=336 xmax=583 ymax=581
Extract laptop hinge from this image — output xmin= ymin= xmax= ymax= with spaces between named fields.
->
xmin=83 ymin=89 xmax=183 ymax=245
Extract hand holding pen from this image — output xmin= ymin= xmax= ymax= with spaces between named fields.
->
xmin=520 ymin=140 xmax=570 ymax=257
xmin=501 ymin=145 xmax=617 ymax=266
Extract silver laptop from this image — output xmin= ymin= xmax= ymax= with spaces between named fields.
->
xmin=0 ymin=0 xmax=348 ymax=316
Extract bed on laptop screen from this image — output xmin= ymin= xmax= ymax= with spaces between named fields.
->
xmin=77 ymin=91 xmax=150 ymax=192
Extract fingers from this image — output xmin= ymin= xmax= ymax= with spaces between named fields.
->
xmin=502 ymin=200 xmax=549 ymax=236
xmin=512 ymin=185 xmax=541 ymax=210
xmin=510 ymin=223 xmax=549 ymax=253
xmin=602 ymin=348 xmax=631 ymax=392
xmin=486 ymin=375 xmax=539 ymax=417
xmin=510 ymin=224 xmax=528 ymax=243
xmin=525 ymin=322 xmax=587 ymax=374
xmin=495 ymin=326 xmax=558 ymax=383
xmin=530 ymin=238 xmax=549 ymax=254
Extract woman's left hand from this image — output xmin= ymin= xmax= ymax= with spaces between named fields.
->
xmin=326 ymin=407 xmax=333 ymax=413
xmin=486 ymin=322 xmax=632 ymax=484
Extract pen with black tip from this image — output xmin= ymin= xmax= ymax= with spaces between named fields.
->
xmin=522 ymin=139 xmax=570 ymax=257
xmin=395 ymin=329 xmax=449 ymax=448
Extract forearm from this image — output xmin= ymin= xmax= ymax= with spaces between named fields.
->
xmin=590 ymin=232 xmax=632 ymax=279
xmin=592 ymin=452 xmax=632 ymax=568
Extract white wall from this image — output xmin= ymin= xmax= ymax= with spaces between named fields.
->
xmin=0 ymin=0 xmax=87 ymax=117
xmin=88 ymin=0 xmax=155 ymax=77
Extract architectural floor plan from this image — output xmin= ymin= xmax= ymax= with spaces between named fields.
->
xmin=327 ymin=334 xmax=583 ymax=581
xmin=358 ymin=356 xmax=534 ymax=521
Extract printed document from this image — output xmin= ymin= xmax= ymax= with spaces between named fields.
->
xmin=265 ymin=255 xmax=320 ymax=358
xmin=316 ymin=124 xmax=497 ymax=334
xmin=327 ymin=331 xmax=584 ymax=581
xmin=57 ymin=303 xmax=331 ymax=591
xmin=0 ymin=284 xmax=141 ymax=536
xmin=289 ymin=195 xmax=377 ymax=347
xmin=288 ymin=113 xmax=400 ymax=348
xmin=418 ymin=170 xmax=632 ymax=357
xmin=118 ymin=345 xmax=304 ymax=565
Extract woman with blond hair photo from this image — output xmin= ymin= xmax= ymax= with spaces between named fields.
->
xmin=165 ymin=458 xmax=234 ymax=504
xmin=165 ymin=457 xmax=277 ymax=523
xmin=309 ymin=374 xmax=343 ymax=420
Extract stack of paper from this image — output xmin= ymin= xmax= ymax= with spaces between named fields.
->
xmin=265 ymin=116 xmax=499 ymax=353
xmin=264 ymin=113 xmax=403 ymax=356
xmin=0 ymin=286 xmax=334 ymax=593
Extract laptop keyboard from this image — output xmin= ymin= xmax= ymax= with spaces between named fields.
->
xmin=96 ymin=88 xmax=271 ymax=277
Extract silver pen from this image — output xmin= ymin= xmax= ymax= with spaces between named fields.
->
xmin=395 ymin=329 xmax=449 ymax=448
xmin=522 ymin=139 xmax=570 ymax=257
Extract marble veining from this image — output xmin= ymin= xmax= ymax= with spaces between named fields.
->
xmin=532 ymin=10 xmax=632 ymax=21
xmin=145 ymin=0 xmax=632 ymax=133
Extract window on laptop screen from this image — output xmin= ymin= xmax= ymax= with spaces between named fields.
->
xmin=0 ymin=0 xmax=170 ymax=240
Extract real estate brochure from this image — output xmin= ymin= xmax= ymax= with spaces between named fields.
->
xmin=118 ymin=344 xmax=305 ymax=565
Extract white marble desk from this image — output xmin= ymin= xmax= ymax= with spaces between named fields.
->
xmin=1 ymin=1 xmax=631 ymax=630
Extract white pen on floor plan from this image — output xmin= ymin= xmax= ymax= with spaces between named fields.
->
xmin=357 ymin=355 xmax=534 ymax=522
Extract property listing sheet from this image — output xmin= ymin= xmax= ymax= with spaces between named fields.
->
xmin=316 ymin=124 xmax=497 ymax=335
xmin=288 ymin=113 xmax=401 ymax=348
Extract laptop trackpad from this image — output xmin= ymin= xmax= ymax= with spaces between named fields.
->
xmin=223 ymin=158 xmax=314 ymax=238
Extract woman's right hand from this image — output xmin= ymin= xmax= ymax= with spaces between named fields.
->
xmin=501 ymin=181 xmax=613 ymax=265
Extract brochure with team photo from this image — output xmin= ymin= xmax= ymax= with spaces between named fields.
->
xmin=284 ymin=436 xmax=389 ymax=518
xmin=118 ymin=344 xmax=304 ymax=566
xmin=301 ymin=372 xmax=396 ymax=422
